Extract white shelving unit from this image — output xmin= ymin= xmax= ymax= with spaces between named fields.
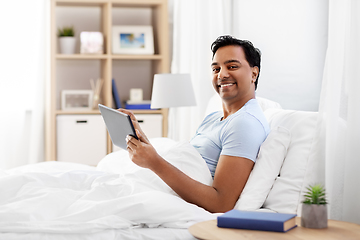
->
xmin=46 ymin=0 xmax=170 ymax=163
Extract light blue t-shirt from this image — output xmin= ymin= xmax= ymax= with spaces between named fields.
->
xmin=190 ymin=99 xmax=270 ymax=178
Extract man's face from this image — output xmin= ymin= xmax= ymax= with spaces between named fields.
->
xmin=211 ymin=45 xmax=258 ymax=104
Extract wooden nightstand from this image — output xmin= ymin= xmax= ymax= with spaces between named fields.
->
xmin=188 ymin=217 xmax=360 ymax=240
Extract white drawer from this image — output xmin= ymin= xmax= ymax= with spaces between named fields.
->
xmin=57 ymin=115 xmax=107 ymax=165
xmin=113 ymin=114 xmax=163 ymax=152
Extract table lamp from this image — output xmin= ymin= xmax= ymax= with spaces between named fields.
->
xmin=151 ymin=73 xmax=197 ymax=109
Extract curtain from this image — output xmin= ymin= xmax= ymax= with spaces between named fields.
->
xmin=169 ymin=0 xmax=232 ymax=141
xmin=0 ymin=0 xmax=48 ymax=169
xmin=314 ymin=0 xmax=360 ymax=224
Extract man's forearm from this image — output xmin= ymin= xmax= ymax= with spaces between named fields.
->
xmin=150 ymin=156 xmax=234 ymax=213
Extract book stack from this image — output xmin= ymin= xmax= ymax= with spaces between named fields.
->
xmin=217 ymin=209 xmax=297 ymax=232
xmin=125 ymin=100 xmax=154 ymax=110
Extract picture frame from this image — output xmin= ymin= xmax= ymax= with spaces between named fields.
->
xmin=130 ymin=88 xmax=143 ymax=102
xmin=61 ymin=90 xmax=93 ymax=111
xmin=80 ymin=31 xmax=104 ymax=54
xmin=112 ymin=25 xmax=154 ymax=55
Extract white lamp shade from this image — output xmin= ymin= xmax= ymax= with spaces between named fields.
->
xmin=151 ymin=73 xmax=197 ymax=109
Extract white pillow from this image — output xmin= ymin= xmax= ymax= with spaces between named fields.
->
xmin=234 ymin=126 xmax=291 ymax=211
xmin=204 ymin=93 xmax=222 ymax=116
xmin=262 ymin=109 xmax=318 ymax=214
xmin=256 ymin=96 xmax=282 ymax=111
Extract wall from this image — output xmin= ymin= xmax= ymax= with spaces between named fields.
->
xmin=232 ymin=0 xmax=329 ymax=111
xmin=168 ymin=0 xmax=329 ymax=112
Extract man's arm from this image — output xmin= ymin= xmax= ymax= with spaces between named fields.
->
xmin=126 ymin=130 xmax=254 ymax=213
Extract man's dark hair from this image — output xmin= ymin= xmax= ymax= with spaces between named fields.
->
xmin=211 ymin=35 xmax=261 ymax=90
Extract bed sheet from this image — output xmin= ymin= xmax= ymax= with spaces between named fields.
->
xmin=0 ymin=138 xmax=214 ymax=236
xmin=0 ymin=227 xmax=196 ymax=240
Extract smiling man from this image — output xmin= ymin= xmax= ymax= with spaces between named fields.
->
xmin=190 ymin=35 xmax=269 ymax=180
xmin=123 ymin=35 xmax=269 ymax=213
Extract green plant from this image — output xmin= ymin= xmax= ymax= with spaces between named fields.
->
xmin=58 ymin=26 xmax=75 ymax=37
xmin=303 ymin=184 xmax=328 ymax=205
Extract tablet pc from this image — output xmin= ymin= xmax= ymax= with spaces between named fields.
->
xmin=98 ymin=104 xmax=138 ymax=150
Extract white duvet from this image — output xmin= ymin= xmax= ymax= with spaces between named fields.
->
xmin=0 ymin=138 xmax=215 ymax=233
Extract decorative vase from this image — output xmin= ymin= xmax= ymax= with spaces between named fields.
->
xmin=59 ymin=37 xmax=76 ymax=54
xmin=301 ymin=204 xmax=328 ymax=228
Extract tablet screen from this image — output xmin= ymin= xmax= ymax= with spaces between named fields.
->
xmin=98 ymin=104 xmax=138 ymax=150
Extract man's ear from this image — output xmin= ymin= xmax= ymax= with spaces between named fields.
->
xmin=252 ymin=66 xmax=259 ymax=82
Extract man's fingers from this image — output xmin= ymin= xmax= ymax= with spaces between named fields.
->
xmin=136 ymin=129 xmax=149 ymax=144
xmin=117 ymin=108 xmax=136 ymax=121
xmin=126 ymin=135 xmax=138 ymax=148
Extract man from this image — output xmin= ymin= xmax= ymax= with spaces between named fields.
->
xmin=121 ymin=35 xmax=269 ymax=213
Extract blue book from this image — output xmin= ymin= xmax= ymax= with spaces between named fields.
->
xmin=125 ymin=100 xmax=154 ymax=110
xmin=217 ymin=209 xmax=297 ymax=232
xmin=112 ymin=79 xmax=121 ymax=109
xmin=125 ymin=104 xmax=151 ymax=110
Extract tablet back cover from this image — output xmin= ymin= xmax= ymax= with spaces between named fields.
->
xmin=98 ymin=104 xmax=137 ymax=150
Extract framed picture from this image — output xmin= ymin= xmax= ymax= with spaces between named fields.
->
xmin=112 ymin=25 xmax=154 ymax=55
xmin=80 ymin=31 xmax=104 ymax=54
xmin=61 ymin=90 xmax=93 ymax=111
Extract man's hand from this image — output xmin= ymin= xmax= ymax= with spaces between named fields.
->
xmin=126 ymin=129 xmax=162 ymax=170
xmin=116 ymin=108 xmax=150 ymax=143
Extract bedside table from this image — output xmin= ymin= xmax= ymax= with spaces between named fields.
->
xmin=188 ymin=217 xmax=360 ymax=239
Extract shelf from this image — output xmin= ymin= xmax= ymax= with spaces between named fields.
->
xmin=56 ymin=0 xmax=107 ymax=7
xmin=56 ymin=54 xmax=108 ymax=59
xmin=47 ymin=0 xmax=169 ymax=162
xmin=112 ymin=1 xmax=163 ymax=8
xmin=56 ymin=0 xmax=164 ymax=7
xmin=129 ymin=109 xmax=164 ymax=114
xmin=111 ymin=54 xmax=163 ymax=60
xmin=56 ymin=110 xmax=100 ymax=115
xmin=56 ymin=54 xmax=163 ymax=60
xmin=56 ymin=109 xmax=164 ymax=115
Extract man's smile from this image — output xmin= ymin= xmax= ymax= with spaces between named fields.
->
xmin=218 ymin=82 xmax=236 ymax=90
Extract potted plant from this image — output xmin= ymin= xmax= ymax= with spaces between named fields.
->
xmin=58 ymin=26 xmax=76 ymax=54
xmin=301 ymin=184 xmax=328 ymax=228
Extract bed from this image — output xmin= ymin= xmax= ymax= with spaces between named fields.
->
xmin=0 ymin=138 xmax=214 ymax=240
xmin=0 ymin=97 xmax=320 ymax=239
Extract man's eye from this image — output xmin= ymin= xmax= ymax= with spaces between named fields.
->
xmin=212 ymin=67 xmax=220 ymax=73
xmin=229 ymin=65 xmax=238 ymax=69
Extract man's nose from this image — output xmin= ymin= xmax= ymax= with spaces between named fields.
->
xmin=218 ymin=67 xmax=229 ymax=79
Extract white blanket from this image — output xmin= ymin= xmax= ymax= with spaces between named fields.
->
xmin=0 ymin=138 xmax=215 ymax=233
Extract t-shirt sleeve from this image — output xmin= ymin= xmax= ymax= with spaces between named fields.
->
xmin=220 ymin=113 xmax=266 ymax=162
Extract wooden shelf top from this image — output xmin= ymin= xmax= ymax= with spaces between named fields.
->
xmin=111 ymin=54 xmax=162 ymax=60
xmin=130 ymin=109 xmax=164 ymax=114
xmin=55 ymin=0 xmax=166 ymax=7
xmin=56 ymin=54 xmax=108 ymax=59
xmin=55 ymin=0 xmax=108 ymax=7
xmin=56 ymin=109 xmax=164 ymax=115
xmin=56 ymin=54 xmax=163 ymax=60
xmin=56 ymin=110 xmax=101 ymax=115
